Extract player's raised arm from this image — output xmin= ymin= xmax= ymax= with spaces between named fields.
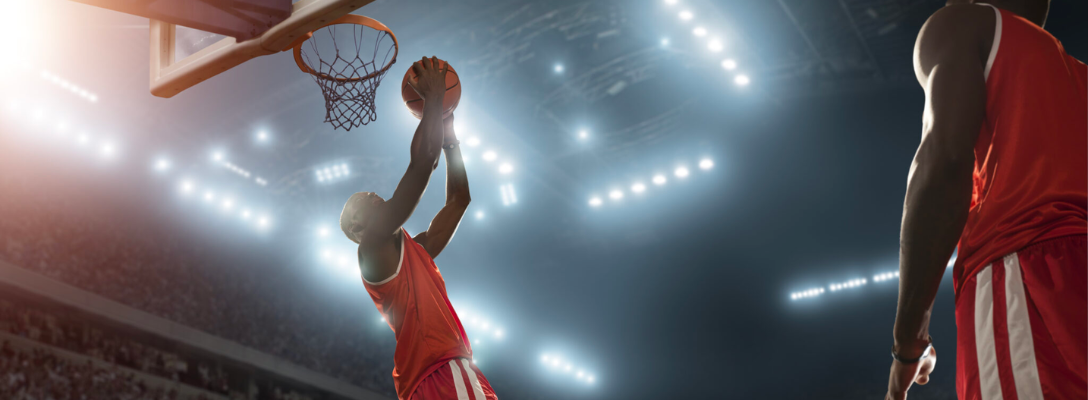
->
xmin=362 ymin=57 xmax=449 ymax=245
xmin=885 ymin=5 xmax=991 ymax=400
xmin=415 ymin=115 xmax=470 ymax=258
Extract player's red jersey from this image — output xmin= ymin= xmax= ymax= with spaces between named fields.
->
xmin=952 ymin=5 xmax=1087 ymax=291
xmin=363 ymin=229 xmax=476 ymax=400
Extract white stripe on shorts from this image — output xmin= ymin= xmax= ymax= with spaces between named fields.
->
xmin=1004 ymin=254 xmax=1044 ymax=400
xmin=461 ymin=358 xmax=487 ymax=400
xmin=975 ymin=265 xmax=1003 ymax=400
xmin=449 ymin=359 xmax=470 ymax=400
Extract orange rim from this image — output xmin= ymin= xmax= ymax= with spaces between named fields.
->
xmin=290 ymin=14 xmax=399 ymax=83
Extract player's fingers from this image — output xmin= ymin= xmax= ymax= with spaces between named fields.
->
xmin=430 ymin=56 xmax=439 ymax=70
xmin=914 ymin=347 xmax=937 ymax=385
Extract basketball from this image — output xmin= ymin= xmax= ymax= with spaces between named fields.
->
xmin=401 ymin=59 xmax=461 ymax=119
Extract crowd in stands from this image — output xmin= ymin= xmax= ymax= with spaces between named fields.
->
xmin=0 ymin=174 xmax=396 ymax=397
xmin=1 ymin=340 xmax=215 ymax=400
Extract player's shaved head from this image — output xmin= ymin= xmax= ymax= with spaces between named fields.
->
xmin=340 ymin=192 xmax=385 ymax=244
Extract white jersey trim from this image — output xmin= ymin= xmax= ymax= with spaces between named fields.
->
xmin=449 ymin=359 xmax=470 ymax=400
xmin=361 ymin=230 xmax=406 ymax=286
xmin=981 ymin=3 xmax=1002 ymax=81
xmin=461 ymin=358 xmax=487 ymax=400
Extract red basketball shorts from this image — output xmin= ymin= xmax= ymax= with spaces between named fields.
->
xmin=410 ymin=358 xmax=498 ymax=400
xmin=956 ymin=235 xmax=1086 ymax=400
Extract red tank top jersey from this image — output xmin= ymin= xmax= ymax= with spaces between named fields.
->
xmin=953 ymin=5 xmax=1087 ymax=292
xmin=363 ymin=229 xmax=473 ymax=400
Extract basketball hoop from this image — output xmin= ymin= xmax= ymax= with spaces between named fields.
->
xmin=290 ymin=14 xmax=398 ymax=131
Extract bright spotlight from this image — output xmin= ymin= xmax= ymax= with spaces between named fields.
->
xmin=587 ymin=375 xmax=596 ymax=384
xmin=318 ymin=226 xmax=329 ymax=237
xmin=203 ymin=191 xmax=215 ymax=202
xmin=554 ymin=63 xmax=564 ymax=74
xmin=154 ymin=158 xmax=171 ymax=172
xmin=221 ymin=198 xmax=234 ymax=210
xmin=693 ymin=27 xmax=707 ymax=37
xmin=707 ymin=38 xmax=723 ymax=52
xmin=211 ymin=151 xmax=224 ymax=162
xmin=652 ymin=175 xmax=667 ymax=185
xmin=541 ymin=354 xmax=549 ymax=363
xmin=699 ymin=158 xmax=714 ymax=170
xmin=178 ymin=180 xmax=194 ymax=194
xmin=498 ymin=163 xmax=514 ymax=174
xmin=256 ymin=131 xmax=269 ymax=142
xmin=466 ymin=137 xmax=481 ymax=147
xmin=631 ymin=183 xmax=646 ymax=193
xmin=588 ymin=197 xmax=603 ymax=207
xmin=721 ymin=59 xmax=737 ymax=70
xmin=99 ymin=143 xmax=115 ymax=159
xmin=77 ymin=133 xmax=91 ymax=146
xmin=734 ymin=74 xmax=750 ymax=86
xmin=551 ymin=359 xmax=560 ymax=367
xmin=241 ymin=209 xmax=251 ymax=220
xmin=564 ymin=364 xmax=572 ymax=372
xmin=678 ymin=10 xmax=693 ymax=21
xmin=663 ymin=0 xmax=678 ymax=5
xmin=578 ymin=130 xmax=589 ymax=140
xmin=660 ymin=37 xmax=670 ymax=47
xmin=482 ymin=151 xmax=497 ymax=162
xmin=674 ymin=167 xmax=690 ymax=178
xmin=475 ymin=211 xmax=485 ymax=220
xmin=494 ymin=329 xmax=504 ymax=339
xmin=576 ymin=371 xmax=585 ymax=378
xmin=609 ymin=190 xmax=624 ymax=200
xmin=258 ymin=216 xmax=269 ymax=228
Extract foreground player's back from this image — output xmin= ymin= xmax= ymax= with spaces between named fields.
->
xmin=954 ymin=4 xmax=1088 ymax=282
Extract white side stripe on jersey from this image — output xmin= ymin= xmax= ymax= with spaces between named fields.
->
xmin=975 ymin=265 xmax=1003 ymax=400
xmin=449 ymin=359 xmax=470 ymax=400
xmin=461 ymin=358 xmax=487 ymax=400
xmin=1004 ymin=254 xmax=1044 ymax=400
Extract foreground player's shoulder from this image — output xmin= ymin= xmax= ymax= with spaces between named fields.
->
xmin=914 ymin=4 xmax=995 ymax=80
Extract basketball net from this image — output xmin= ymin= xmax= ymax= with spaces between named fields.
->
xmin=294 ymin=16 xmax=398 ymax=131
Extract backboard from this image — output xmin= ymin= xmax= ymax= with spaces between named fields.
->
xmin=72 ymin=0 xmax=376 ymax=97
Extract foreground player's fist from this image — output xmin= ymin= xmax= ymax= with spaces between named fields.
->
xmin=406 ymin=56 xmax=449 ymax=101
xmin=885 ymin=345 xmax=937 ymax=400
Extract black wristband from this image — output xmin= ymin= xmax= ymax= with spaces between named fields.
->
xmin=891 ymin=338 xmax=933 ymax=364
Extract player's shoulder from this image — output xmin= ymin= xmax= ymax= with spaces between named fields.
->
xmin=921 ymin=4 xmax=995 ymax=39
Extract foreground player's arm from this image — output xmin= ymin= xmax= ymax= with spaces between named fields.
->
xmin=415 ymin=115 xmax=471 ymax=259
xmin=362 ymin=57 xmax=449 ymax=247
xmin=886 ymin=5 xmax=989 ymax=400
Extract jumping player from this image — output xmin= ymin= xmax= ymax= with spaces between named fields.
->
xmin=886 ymin=1 xmax=1085 ymax=399
xmin=340 ymin=57 xmax=498 ymax=400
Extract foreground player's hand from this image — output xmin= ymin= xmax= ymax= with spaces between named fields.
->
xmin=885 ymin=345 xmax=936 ymax=400
xmin=407 ymin=56 xmax=449 ymax=102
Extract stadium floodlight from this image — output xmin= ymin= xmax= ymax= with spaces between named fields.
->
xmin=482 ymin=151 xmax=498 ymax=162
xmin=692 ymin=27 xmax=707 ymax=37
xmin=494 ymin=329 xmax=504 ymax=339
xmin=221 ymin=198 xmax=234 ymax=210
xmin=380 ymin=316 xmax=386 ymax=323
xmin=178 ymin=180 xmax=194 ymax=194
xmin=318 ymin=226 xmax=330 ymax=237
xmin=674 ymin=166 xmax=690 ymax=178
xmin=679 ymin=10 xmax=693 ymax=21
xmin=699 ymin=158 xmax=714 ymax=170
xmin=241 ymin=209 xmax=251 ymax=220
xmin=609 ymin=190 xmax=624 ymax=200
xmin=203 ymin=191 xmax=215 ymax=202
xmin=256 ymin=130 xmax=269 ymax=142
xmin=578 ymin=130 xmax=589 ymax=140
xmin=564 ymin=364 xmax=573 ymax=372
xmin=466 ymin=137 xmax=481 ymax=147
xmin=587 ymin=375 xmax=596 ymax=384
xmin=721 ymin=59 xmax=737 ymax=70
xmin=631 ymin=183 xmax=646 ymax=193
xmin=663 ymin=0 xmax=678 ymax=5
xmin=475 ymin=211 xmax=485 ymax=220
xmin=258 ymin=216 xmax=269 ymax=228
xmin=99 ymin=143 xmax=115 ymax=159
xmin=481 ymin=321 xmax=490 ymax=330
xmin=660 ymin=37 xmax=670 ymax=47
xmin=734 ymin=74 xmax=750 ymax=86
xmin=474 ymin=339 xmax=481 ymax=345
xmin=588 ymin=197 xmax=603 ymax=207
xmin=541 ymin=354 xmax=550 ymax=363
xmin=498 ymin=163 xmax=514 ymax=174
xmin=77 ymin=133 xmax=91 ymax=145
xmin=708 ymin=39 xmax=723 ymax=52
xmin=554 ymin=63 xmax=564 ymax=74
xmin=551 ymin=359 xmax=561 ymax=367
xmin=653 ymin=174 xmax=667 ymax=185
xmin=211 ymin=150 xmax=224 ymax=162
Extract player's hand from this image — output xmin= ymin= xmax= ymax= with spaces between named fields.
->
xmin=407 ymin=56 xmax=449 ymax=102
xmin=885 ymin=345 xmax=937 ymax=400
